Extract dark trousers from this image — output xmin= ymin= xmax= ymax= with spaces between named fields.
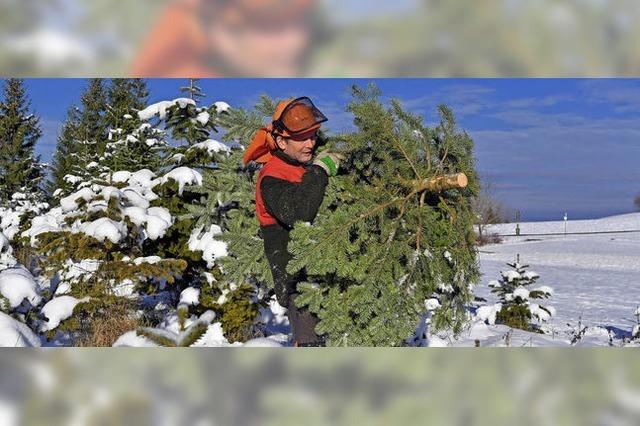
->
xmin=261 ymin=225 xmax=323 ymax=345
xmin=287 ymin=295 xmax=321 ymax=345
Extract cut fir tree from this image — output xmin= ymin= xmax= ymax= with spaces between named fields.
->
xmin=286 ymin=84 xmax=481 ymax=346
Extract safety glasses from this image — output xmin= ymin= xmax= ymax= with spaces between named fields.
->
xmin=272 ymin=96 xmax=328 ymax=136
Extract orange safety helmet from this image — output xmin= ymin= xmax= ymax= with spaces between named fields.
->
xmin=243 ymin=97 xmax=327 ymax=165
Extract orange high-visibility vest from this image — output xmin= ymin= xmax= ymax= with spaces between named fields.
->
xmin=255 ymin=154 xmax=306 ymax=226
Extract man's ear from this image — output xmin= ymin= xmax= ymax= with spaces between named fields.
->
xmin=275 ymin=135 xmax=287 ymax=151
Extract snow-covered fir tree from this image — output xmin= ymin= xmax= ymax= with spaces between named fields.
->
xmin=49 ymin=79 xmax=109 ymax=198
xmin=137 ymin=90 xmax=260 ymax=344
xmin=23 ymin=96 xmax=209 ymax=344
xmin=0 ymin=78 xmax=49 ymax=294
xmin=0 ymin=78 xmax=44 ymax=204
xmin=486 ymin=254 xmax=555 ymax=331
xmin=101 ymin=79 xmax=160 ymax=175
xmin=28 ymin=166 xmax=191 ymax=344
xmin=180 ymin=97 xmax=277 ymax=342
xmin=24 ymin=103 xmax=187 ymax=343
xmin=11 ymin=83 xmax=241 ymax=345
xmin=103 ymin=112 xmax=167 ymax=177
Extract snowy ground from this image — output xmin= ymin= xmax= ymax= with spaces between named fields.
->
xmin=450 ymin=212 xmax=640 ymax=347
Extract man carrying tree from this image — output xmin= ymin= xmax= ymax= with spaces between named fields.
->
xmin=242 ymin=97 xmax=342 ymax=346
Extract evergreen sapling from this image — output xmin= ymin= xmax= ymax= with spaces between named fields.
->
xmin=487 ymin=254 xmax=555 ymax=331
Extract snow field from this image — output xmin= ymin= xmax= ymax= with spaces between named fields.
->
xmin=463 ymin=212 xmax=640 ymax=346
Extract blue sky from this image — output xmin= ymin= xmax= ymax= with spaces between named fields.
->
xmin=16 ymin=78 xmax=640 ymax=221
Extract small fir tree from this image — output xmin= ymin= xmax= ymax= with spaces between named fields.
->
xmin=488 ymin=254 xmax=554 ymax=331
xmin=631 ymin=307 xmax=640 ymax=340
xmin=131 ymin=93 xmax=257 ymax=343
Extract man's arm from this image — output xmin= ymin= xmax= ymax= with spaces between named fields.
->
xmin=261 ymin=165 xmax=328 ymax=227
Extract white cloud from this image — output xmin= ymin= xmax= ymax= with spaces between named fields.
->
xmin=502 ymin=94 xmax=573 ymax=109
xmin=578 ymin=80 xmax=640 ymax=113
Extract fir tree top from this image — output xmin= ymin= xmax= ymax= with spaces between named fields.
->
xmin=106 ymin=78 xmax=149 ymax=130
xmin=77 ymin=78 xmax=107 ymax=144
xmin=180 ymin=78 xmax=206 ymax=101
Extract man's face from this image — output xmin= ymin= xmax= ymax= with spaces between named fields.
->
xmin=276 ymin=129 xmax=318 ymax=163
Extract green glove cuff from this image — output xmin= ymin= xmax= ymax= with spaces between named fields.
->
xmin=319 ymin=156 xmax=337 ymax=176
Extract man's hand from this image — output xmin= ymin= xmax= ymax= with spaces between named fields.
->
xmin=313 ymin=151 xmax=344 ymax=177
